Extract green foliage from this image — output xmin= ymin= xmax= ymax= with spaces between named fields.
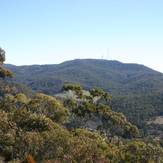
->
xmin=121 ymin=140 xmax=163 ymax=163
xmin=63 ymin=86 xmax=139 ymax=138
xmin=0 ymin=48 xmax=13 ymax=78
xmin=112 ymin=93 xmax=163 ymax=135
xmin=63 ymin=83 xmax=83 ymax=98
xmin=0 ymin=79 xmax=32 ymax=97
xmin=90 ymin=87 xmax=106 ymax=98
xmin=0 ymin=89 xmax=163 ymax=162
xmin=0 ymin=47 xmax=5 ymax=64
xmin=13 ymin=110 xmax=55 ymax=132
xmin=28 ymin=93 xmax=69 ymax=124
xmin=0 ymin=66 xmax=13 ymax=78
xmin=63 ymin=98 xmax=77 ymax=110
xmin=63 ymin=83 xmax=82 ymax=91
xmin=15 ymin=93 xmax=29 ymax=104
xmin=70 ymin=129 xmax=119 ymax=162
xmin=0 ymin=111 xmax=16 ymax=159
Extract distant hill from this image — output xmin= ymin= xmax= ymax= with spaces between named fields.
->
xmin=5 ymin=59 xmax=163 ymax=95
xmin=5 ymin=59 xmax=163 ymax=133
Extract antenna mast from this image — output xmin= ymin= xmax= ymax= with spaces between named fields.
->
xmin=107 ymin=48 xmax=110 ymax=60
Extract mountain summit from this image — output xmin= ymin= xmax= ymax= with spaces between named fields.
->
xmin=5 ymin=59 xmax=163 ymax=95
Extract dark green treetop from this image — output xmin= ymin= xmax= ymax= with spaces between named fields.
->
xmin=0 ymin=47 xmax=13 ymax=78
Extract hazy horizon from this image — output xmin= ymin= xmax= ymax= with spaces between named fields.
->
xmin=1 ymin=0 xmax=163 ymax=72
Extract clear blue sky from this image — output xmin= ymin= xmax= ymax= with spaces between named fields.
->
xmin=1 ymin=0 xmax=163 ymax=72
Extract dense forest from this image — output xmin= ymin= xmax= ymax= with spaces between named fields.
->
xmin=6 ymin=58 xmax=163 ymax=135
xmin=1 ymin=48 xmax=163 ymax=162
xmin=6 ymin=59 xmax=163 ymax=95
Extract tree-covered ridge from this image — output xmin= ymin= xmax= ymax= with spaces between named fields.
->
xmin=1 ymin=49 xmax=163 ymax=162
xmin=6 ymin=59 xmax=163 ymax=96
xmin=5 ymin=59 xmax=163 ymax=136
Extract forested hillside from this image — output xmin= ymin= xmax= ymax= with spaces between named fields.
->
xmin=1 ymin=48 xmax=163 ymax=162
xmin=6 ymin=59 xmax=163 ymax=95
xmin=6 ymin=59 xmax=163 ymax=134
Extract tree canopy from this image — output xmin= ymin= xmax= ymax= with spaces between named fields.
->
xmin=0 ymin=50 xmax=163 ymax=162
xmin=0 ymin=48 xmax=12 ymax=78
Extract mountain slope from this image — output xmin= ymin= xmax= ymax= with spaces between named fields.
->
xmin=5 ymin=59 xmax=163 ymax=95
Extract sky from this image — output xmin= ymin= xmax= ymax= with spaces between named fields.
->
xmin=0 ymin=0 xmax=163 ymax=72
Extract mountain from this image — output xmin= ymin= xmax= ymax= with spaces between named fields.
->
xmin=5 ymin=59 xmax=163 ymax=133
xmin=5 ymin=59 xmax=163 ymax=96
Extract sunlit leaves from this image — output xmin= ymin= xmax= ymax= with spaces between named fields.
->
xmin=28 ymin=93 xmax=69 ymax=124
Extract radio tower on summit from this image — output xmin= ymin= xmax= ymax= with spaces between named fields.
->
xmin=100 ymin=48 xmax=112 ymax=60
